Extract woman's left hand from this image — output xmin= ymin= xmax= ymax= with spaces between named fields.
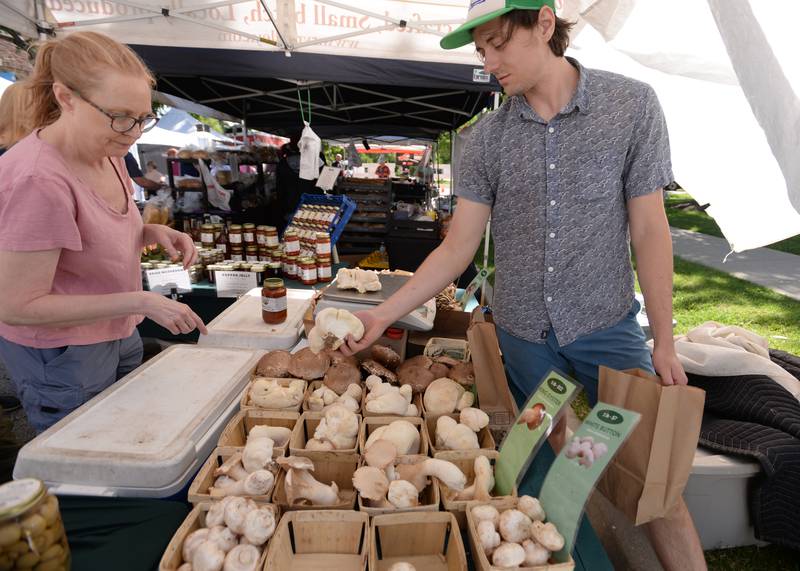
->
xmin=143 ymin=224 xmax=198 ymax=268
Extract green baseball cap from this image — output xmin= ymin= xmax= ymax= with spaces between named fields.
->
xmin=441 ymin=0 xmax=555 ymax=50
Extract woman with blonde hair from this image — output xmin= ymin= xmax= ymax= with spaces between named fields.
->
xmin=0 ymin=31 xmax=206 ymax=432
xmin=0 ymin=82 xmax=32 ymax=152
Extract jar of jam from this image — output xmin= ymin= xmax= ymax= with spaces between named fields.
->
xmin=315 ymin=232 xmax=332 ymax=256
xmin=0 ymin=479 xmax=71 ymax=570
xmin=316 ymin=255 xmax=332 ymax=282
xmin=206 ymin=264 xmax=218 ymax=284
xmin=287 ymin=256 xmax=300 ymax=281
xmin=262 ymin=278 xmax=287 ymax=325
xmin=200 ymin=224 xmax=216 ymax=248
xmin=258 ymin=247 xmax=270 ymax=263
xmin=230 ymin=245 xmax=244 ymax=262
xmin=243 ymin=223 xmax=256 ymax=245
xmin=256 ymin=226 xmax=268 ymax=246
xmin=284 ymin=230 xmax=300 ymax=255
xmin=298 ymin=257 xmax=317 ymax=285
xmin=265 ymin=226 xmax=279 ymax=248
xmin=250 ymin=264 xmax=265 ymax=285
xmin=267 ymin=262 xmax=282 ymax=279
xmin=229 ymin=224 xmax=243 ymax=246
xmin=213 ymin=223 xmax=223 ymax=240
xmin=246 ymin=245 xmax=259 ymax=262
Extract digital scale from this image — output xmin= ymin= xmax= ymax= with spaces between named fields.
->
xmin=314 ymin=273 xmax=436 ymax=331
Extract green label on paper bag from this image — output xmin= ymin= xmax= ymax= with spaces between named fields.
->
xmin=494 ymin=370 xmax=579 ymax=496
xmin=457 ymin=267 xmax=494 ymax=309
xmin=539 ymin=403 xmax=641 ymax=562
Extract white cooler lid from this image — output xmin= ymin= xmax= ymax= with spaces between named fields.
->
xmin=14 ymin=345 xmax=262 ymax=492
xmin=198 ymin=288 xmax=314 ymax=351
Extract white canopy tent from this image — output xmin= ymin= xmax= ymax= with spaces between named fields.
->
xmin=2 ymin=0 xmax=798 ymax=251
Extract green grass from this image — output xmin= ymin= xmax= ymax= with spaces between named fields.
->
xmin=665 ymin=193 xmax=800 ymax=256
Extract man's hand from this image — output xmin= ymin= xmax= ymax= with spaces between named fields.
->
xmin=340 ymin=309 xmax=391 ymax=356
xmin=143 ymin=224 xmax=197 ymax=268
xmin=652 ymin=343 xmax=688 ymax=386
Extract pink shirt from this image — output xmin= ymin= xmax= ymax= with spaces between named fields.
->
xmin=0 ymin=132 xmax=144 ymax=348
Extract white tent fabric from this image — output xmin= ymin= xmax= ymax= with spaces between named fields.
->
xmin=0 ymin=77 xmax=13 ymax=97
xmin=151 ymin=108 xmax=240 ymax=146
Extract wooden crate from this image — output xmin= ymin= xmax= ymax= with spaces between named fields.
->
xmin=273 ymin=455 xmax=359 ymax=512
xmin=158 ymin=502 xmax=278 ymax=570
xmin=369 ymin=511 xmax=467 ymax=571
xmin=466 ymin=498 xmax=575 ymax=571
xmin=289 ymin=411 xmax=363 ymax=461
xmin=425 ymin=412 xmax=496 ymax=457
xmin=356 ymin=455 xmax=440 ymax=517
xmin=187 ymin=447 xmax=278 ymax=505
xmin=216 ymin=409 xmax=299 ymax=456
xmin=264 ymin=509 xmax=369 ymax=570
xmin=358 ymin=416 xmax=429 ymax=456
xmin=434 ymin=451 xmax=517 ymax=530
xmin=239 ymin=377 xmax=309 ymax=412
xmin=362 ymin=391 xmax=423 ymax=418
xmin=303 ymin=380 xmax=366 ymax=414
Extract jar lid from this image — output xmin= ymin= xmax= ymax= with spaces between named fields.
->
xmin=229 ymin=224 xmax=243 ymax=230
xmin=201 ymin=224 xmax=215 ymax=230
xmin=269 ymin=262 xmax=282 ymax=268
xmin=264 ymin=278 xmax=285 ymax=289
xmin=0 ymin=479 xmax=45 ymax=521
xmin=316 ymin=232 xmax=330 ymax=239
xmin=385 ymin=328 xmax=404 ymax=340
xmin=265 ymin=226 xmax=277 ymax=232
xmin=250 ymin=264 xmax=266 ymax=271
xmin=256 ymin=226 xmax=269 ymax=231
xmin=243 ymin=223 xmax=256 ymax=228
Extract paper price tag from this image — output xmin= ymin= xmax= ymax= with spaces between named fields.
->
xmin=316 ymin=166 xmax=342 ymax=191
xmin=539 ymin=403 xmax=641 ymax=562
xmin=494 ymin=369 xmax=580 ymax=496
xmin=216 ymin=271 xmax=258 ymax=298
xmin=145 ymin=267 xmax=192 ymax=296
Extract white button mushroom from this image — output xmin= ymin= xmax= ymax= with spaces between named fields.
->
xmin=222 ymin=544 xmax=260 ymax=571
xmin=498 ymin=509 xmax=532 ymax=544
xmin=530 ymin=521 xmax=565 ymax=552
xmin=491 ymin=542 xmax=526 ymax=568
xmin=522 ymin=539 xmax=551 ymax=566
xmin=192 ymin=540 xmax=226 ymax=571
xmin=471 ymin=504 xmax=500 ymax=528
xmin=242 ymin=507 xmax=276 ymax=546
xmin=477 ymin=520 xmax=501 ymax=557
xmin=206 ymin=525 xmax=238 ymax=553
xmin=518 ymin=495 xmax=546 ymax=523
xmin=435 ymin=415 xmax=480 ymax=451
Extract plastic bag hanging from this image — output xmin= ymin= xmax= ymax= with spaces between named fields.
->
xmin=298 ymin=121 xmax=322 ymax=181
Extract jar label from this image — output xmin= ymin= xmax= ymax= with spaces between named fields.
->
xmin=201 ymin=232 xmax=214 ymax=244
xmin=216 ymin=244 xmax=228 ymax=254
xmin=257 ymin=235 xmax=267 ymax=245
xmin=244 ymin=232 xmax=255 ymax=242
xmin=247 ymin=254 xmax=259 ymax=262
xmin=285 ymin=243 xmax=300 ymax=254
xmin=230 ymin=234 xmax=242 ymax=244
xmin=302 ymin=268 xmax=317 ymax=281
xmin=231 ymin=254 xmax=243 ymax=262
xmin=262 ymin=296 xmax=288 ymax=312
xmin=316 ymin=243 xmax=331 ymax=255
xmin=318 ymin=265 xmax=332 ymax=278
xmin=266 ymin=236 xmax=279 ymax=247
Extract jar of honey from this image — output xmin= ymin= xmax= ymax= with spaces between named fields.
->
xmin=200 ymin=224 xmax=215 ymax=249
xmin=243 ymin=223 xmax=256 ymax=245
xmin=230 ymin=245 xmax=244 ymax=262
xmin=265 ymin=226 xmax=279 ymax=248
xmin=285 ymin=255 xmax=299 ymax=281
xmin=228 ymin=224 xmax=243 ymax=246
xmin=256 ymin=226 xmax=269 ymax=247
xmin=261 ymin=278 xmax=287 ymax=325
xmin=245 ymin=245 xmax=259 ymax=262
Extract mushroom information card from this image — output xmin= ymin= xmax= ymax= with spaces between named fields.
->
xmin=539 ymin=404 xmax=641 ymax=561
xmin=495 ymin=369 xmax=580 ymax=496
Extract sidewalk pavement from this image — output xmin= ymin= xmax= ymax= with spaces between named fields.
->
xmin=671 ymin=228 xmax=800 ymax=301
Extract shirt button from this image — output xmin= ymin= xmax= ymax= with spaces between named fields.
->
xmin=548 ymin=267 xmax=554 ymax=273
xmin=549 ymin=163 xmax=556 ymax=170
xmin=549 ymin=232 xmax=555 ymax=238
xmin=548 ymin=127 xmax=555 ymax=134
xmin=550 ymin=200 xmax=556 ymax=206
xmin=547 ymin=296 xmax=553 ymax=302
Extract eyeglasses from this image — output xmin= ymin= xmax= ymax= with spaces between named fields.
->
xmin=72 ymin=90 xmax=159 ymax=134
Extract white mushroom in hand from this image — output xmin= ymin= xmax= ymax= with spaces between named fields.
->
xmin=477 ymin=520 xmax=501 ymax=557
xmin=223 ymin=544 xmax=260 ymax=571
xmin=492 ymin=542 xmax=526 ymax=568
xmin=308 ymin=307 xmax=365 ymax=353
xmin=530 ymin=521 xmax=565 ymax=552
xmin=499 ymin=509 xmax=532 ymax=544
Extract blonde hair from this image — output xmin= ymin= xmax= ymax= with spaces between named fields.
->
xmin=0 ymin=82 xmax=33 ymax=148
xmin=27 ymin=31 xmax=155 ymax=129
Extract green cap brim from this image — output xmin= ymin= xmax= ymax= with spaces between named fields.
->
xmin=440 ymin=6 xmax=515 ymax=50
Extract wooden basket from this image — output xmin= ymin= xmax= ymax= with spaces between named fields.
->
xmin=158 ymin=502 xmax=278 ymax=570
xmin=303 ymin=380 xmax=366 ymax=414
xmin=216 ymin=409 xmax=299 ymax=456
xmin=362 ymin=391 xmax=423 ymax=418
xmin=289 ymin=411 xmax=363 ymax=461
xmin=187 ymin=447 xmax=278 ymax=505
xmin=466 ymin=498 xmax=575 ymax=571
xmin=370 ymin=511 xmax=467 ymax=571
xmin=273 ymin=454 xmax=359 ymax=512
xmin=358 ymin=416 xmax=429 ymax=456
xmin=264 ymin=509 xmax=369 ymax=570
xmin=434 ymin=451 xmax=517 ymax=530
xmin=239 ymin=377 xmax=309 ymax=412
xmin=425 ymin=412 xmax=496 ymax=457
xmin=356 ymin=454 xmax=440 ymax=517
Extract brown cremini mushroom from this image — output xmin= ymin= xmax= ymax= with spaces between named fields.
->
xmin=361 ymin=359 xmax=398 ymax=383
xmin=256 ymin=350 xmax=291 ymax=378
xmin=429 ymin=362 xmax=451 ymax=379
xmin=371 ymin=345 xmax=401 ymax=370
xmin=288 ymin=347 xmax=330 ymax=380
xmin=449 ymin=362 xmax=475 ymax=386
xmin=326 ymin=350 xmax=360 ymax=369
xmin=398 ymin=365 xmax=436 ymax=394
xmin=397 ymin=355 xmax=433 ymax=376
xmin=323 ymin=363 xmax=362 ymax=395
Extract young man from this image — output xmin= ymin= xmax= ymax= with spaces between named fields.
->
xmin=343 ymin=1 xmax=706 ymax=569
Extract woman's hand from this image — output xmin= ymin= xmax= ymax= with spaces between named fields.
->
xmin=140 ymin=292 xmax=207 ymax=335
xmin=143 ymin=224 xmax=197 ymax=268
xmin=340 ymin=309 xmax=391 ymax=356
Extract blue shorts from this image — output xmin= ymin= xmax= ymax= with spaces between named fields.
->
xmin=0 ymin=331 xmax=143 ymax=433
xmin=496 ymin=301 xmax=654 ymax=407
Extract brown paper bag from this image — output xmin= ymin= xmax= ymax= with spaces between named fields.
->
xmin=597 ymin=366 xmax=705 ymax=525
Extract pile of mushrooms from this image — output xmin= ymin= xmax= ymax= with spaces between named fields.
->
xmin=210 ymin=425 xmax=289 ymax=499
xmin=248 ymin=378 xmax=305 ymax=410
xmin=335 ymin=268 xmax=382 ymax=294
xmin=441 ymin=455 xmax=495 ymax=503
xmin=352 ymin=440 xmax=467 ymax=510
xmin=434 ymin=408 xmax=490 ymax=451
xmin=276 ymin=456 xmax=342 ymax=507
xmin=472 ymin=498 xmax=565 ymax=569
xmin=364 ymin=375 xmax=418 ymax=417
xmin=396 ymin=354 xmax=475 ymax=394
xmin=305 ymin=404 xmax=360 ymax=451
xmin=423 ymin=378 xmax=475 ymax=415
xmin=307 ymin=383 xmax=362 ymax=413
xmin=179 ymin=497 xmax=275 ymax=571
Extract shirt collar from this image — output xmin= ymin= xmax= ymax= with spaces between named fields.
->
xmin=513 ymin=56 xmax=591 ymax=122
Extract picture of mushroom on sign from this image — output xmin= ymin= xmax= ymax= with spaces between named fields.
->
xmin=565 ymin=436 xmax=608 ymax=469
xmin=517 ymin=402 xmax=554 ymax=437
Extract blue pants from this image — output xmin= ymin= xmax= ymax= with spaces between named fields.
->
xmin=0 ymin=331 xmax=143 ymax=433
xmin=496 ymin=301 xmax=654 ymax=407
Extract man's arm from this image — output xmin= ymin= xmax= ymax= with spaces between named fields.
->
xmin=342 ymin=199 xmax=491 ymax=354
xmin=628 ymin=190 xmax=687 ymax=385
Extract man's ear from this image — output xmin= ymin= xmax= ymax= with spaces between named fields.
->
xmin=537 ymin=6 xmax=557 ymax=43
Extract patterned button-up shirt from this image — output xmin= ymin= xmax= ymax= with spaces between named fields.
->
xmin=456 ymin=58 xmax=673 ymax=345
